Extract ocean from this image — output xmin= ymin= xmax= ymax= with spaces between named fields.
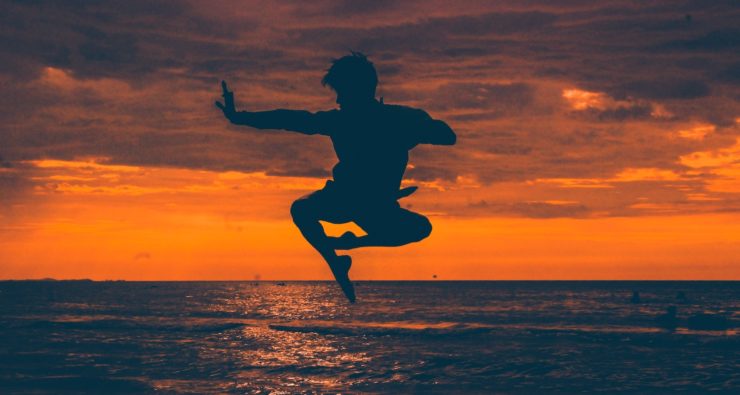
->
xmin=0 ymin=281 xmax=737 ymax=394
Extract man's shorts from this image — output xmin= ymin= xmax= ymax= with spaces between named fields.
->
xmin=294 ymin=180 xmax=430 ymax=236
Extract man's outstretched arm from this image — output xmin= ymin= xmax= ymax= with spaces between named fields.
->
xmin=225 ymin=109 xmax=325 ymax=135
xmin=215 ymin=81 xmax=325 ymax=135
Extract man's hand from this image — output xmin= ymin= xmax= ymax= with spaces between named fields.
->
xmin=215 ymin=80 xmax=236 ymax=121
xmin=213 ymin=82 xmax=320 ymax=134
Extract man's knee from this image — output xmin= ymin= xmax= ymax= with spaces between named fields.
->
xmin=413 ymin=216 xmax=433 ymax=241
xmin=392 ymin=214 xmax=431 ymax=243
xmin=290 ymin=199 xmax=311 ymax=223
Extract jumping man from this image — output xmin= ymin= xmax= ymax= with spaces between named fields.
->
xmin=216 ymin=52 xmax=456 ymax=303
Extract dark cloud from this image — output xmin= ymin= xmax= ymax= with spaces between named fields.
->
xmin=265 ymin=165 xmax=331 ymax=178
xmin=292 ymin=0 xmax=408 ymax=17
xmin=0 ymin=0 xmax=251 ymax=81
xmin=613 ymin=79 xmax=711 ymax=100
xmin=577 ymin=104 xmax=656 ymax=121
xmin=714 ymin=63 xmax=740 ymax=84
xmin=426 ymin=82 xmax=534 ymax=113
xmin=283 ymin=11 xmax=557 ymax=58
xmin=657 ymin=29 xmax=740 ymax=52
xmin=461 ymin=199 xmax=590 ymax=218
xmin=406 ymin=165 xmax=458 ymax=182
xmin=0 ymin=155 xmax=12 ymax=168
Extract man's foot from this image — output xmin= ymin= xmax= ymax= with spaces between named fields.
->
xmin=332 ymin=231 xmax=359 ymax=250
xmin=328 ymin=255 xmax=355 ymax=303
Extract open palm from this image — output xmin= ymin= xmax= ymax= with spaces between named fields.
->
xmin=215 ymin=80 xmax=236 ymax=119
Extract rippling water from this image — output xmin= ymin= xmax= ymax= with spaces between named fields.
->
xmin=0 ymin=281 xmax=737 ymax=393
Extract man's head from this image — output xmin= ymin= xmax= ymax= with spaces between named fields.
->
xmin=322 ymin=52 xmax=378 ymax=109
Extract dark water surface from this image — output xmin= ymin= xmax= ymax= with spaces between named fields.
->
xmin=0 ymin=281 xmax=737 ymax=394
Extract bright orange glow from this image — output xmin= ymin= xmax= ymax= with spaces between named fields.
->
xmin=680 ymin=136 xmax=740 ymax=193
xmin=613 ymin=168 xmax=681 ymax=182
xmin=3 ymin=207 xmax=740 ymax=280
xmin=562 ymin=89 xmax=606 ymax=110
xmin=681 ymin=138 xmax=740 ymax=169
xmin=677 ymin=124 xmax=715 ymax=140
xmin=2 ymin=159 xmax=739 ymax=280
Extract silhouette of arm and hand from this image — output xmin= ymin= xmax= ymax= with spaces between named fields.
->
xmin=215 ymin=81 xmax=324 ymax=135
xmin=216 ymin=80 xmax=455 ymax=145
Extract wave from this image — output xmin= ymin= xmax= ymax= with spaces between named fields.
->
xmin=8 ymin=315 xmax=735 ymax=338
xmin=269 ymin=320 xmax=492 ymax=337
xmin=0 ymin=377 xmax=151 ymax=394
xmin=16 ymin=316 xmax=249 ymax=333
xmin=268 ymin=320 xmax=737 ymax=337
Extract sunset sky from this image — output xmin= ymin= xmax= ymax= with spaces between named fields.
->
xmin=1 ymin=1 xmax=739 ymax=280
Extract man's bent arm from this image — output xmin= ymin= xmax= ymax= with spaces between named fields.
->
xmin=228 ymin=109 xmax=325 ymax=135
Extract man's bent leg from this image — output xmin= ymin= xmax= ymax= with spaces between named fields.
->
xmin=290 ymin=198 xmax=337 ymax=262
xmin=290 ymin=195 xmax=355 ymax=303
xmin=333 ymin=208 xmax=432 ymax=250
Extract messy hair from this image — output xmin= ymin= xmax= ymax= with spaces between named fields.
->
xmin=321 ymin=51 xmax=378 ymax=97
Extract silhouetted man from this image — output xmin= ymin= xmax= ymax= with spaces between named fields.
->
xmin=216 ymin=52 xmax=456 ymax=302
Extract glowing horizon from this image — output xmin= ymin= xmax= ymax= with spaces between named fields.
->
xmin=2 ymin=158 xmax=739 ymax=280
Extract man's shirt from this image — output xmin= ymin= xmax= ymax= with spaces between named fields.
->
xmin=307 ymin=102 xmax=435 ymax=201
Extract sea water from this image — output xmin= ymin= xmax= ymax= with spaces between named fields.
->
xmin=0 ymin=281 xmax=737 ymax=393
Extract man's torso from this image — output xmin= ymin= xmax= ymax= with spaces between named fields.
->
xmin=316 ymin=102 xmax=428 ymax=201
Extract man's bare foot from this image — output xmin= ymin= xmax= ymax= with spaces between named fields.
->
xmin=331 ymin=231 xmax=359 ymax=250
xmin=328 ymin=255 xmax=355 ymax=303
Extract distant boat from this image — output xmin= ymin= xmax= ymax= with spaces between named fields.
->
xmin=630 ymin=291 xmax=641 ymax=304
xmin=276 ymin=282 xmax=286 ymax=286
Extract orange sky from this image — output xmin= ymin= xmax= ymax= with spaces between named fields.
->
xmin=2 ymin=157 xmax=740 ymax=280
xmin=1 ymin=1 xmax=739 ymax=279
